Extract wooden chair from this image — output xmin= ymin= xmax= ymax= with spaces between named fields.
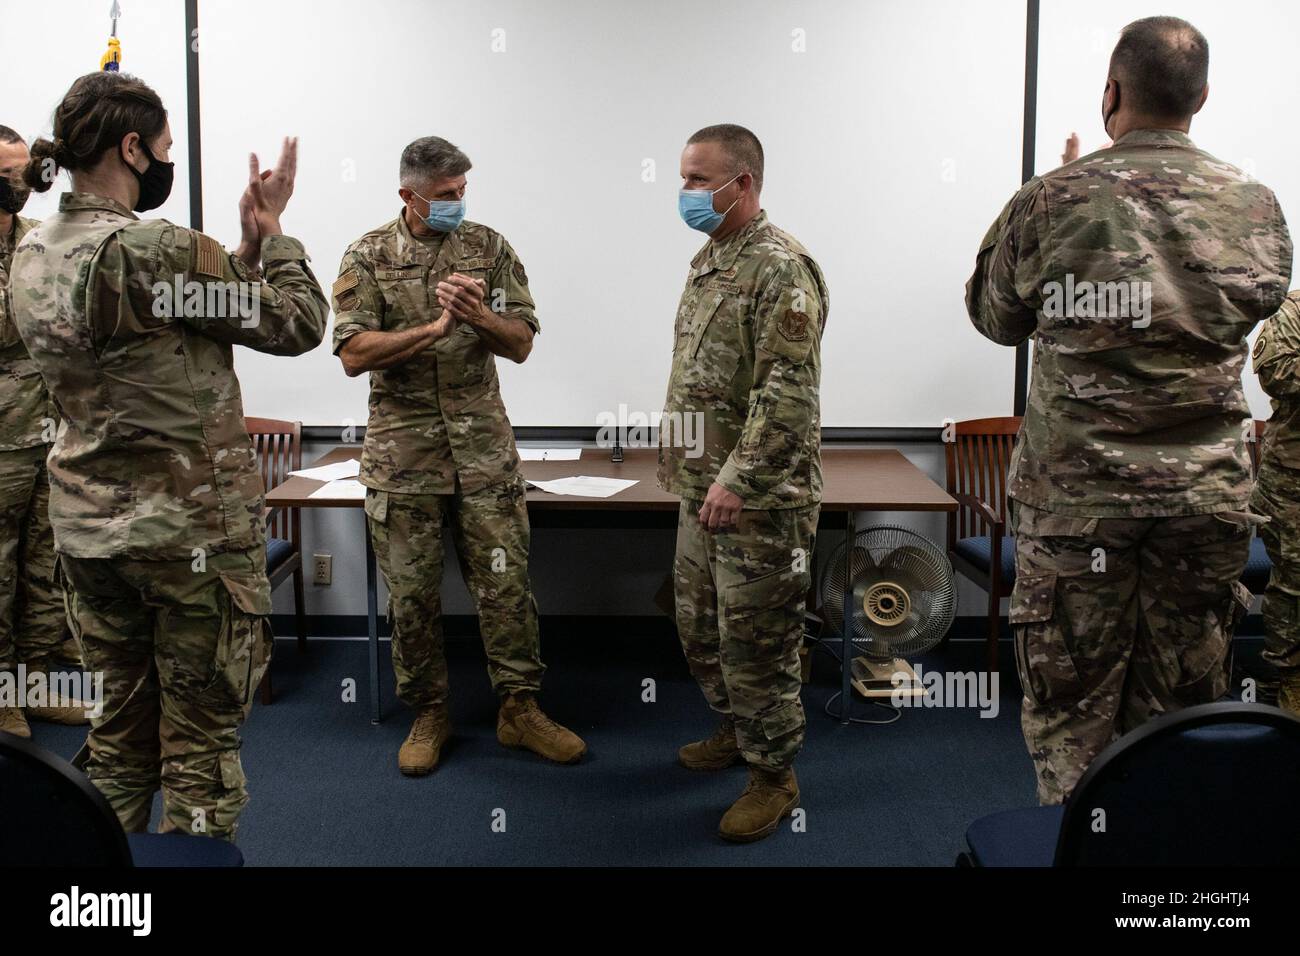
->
xmin=944 ymin=416 xmax=1022 ymax=671
xmin=246 ymin=417 xmax=307 ymax=704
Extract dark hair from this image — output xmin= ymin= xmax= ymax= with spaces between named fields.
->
xmin=687 ymin=123 xmax=765 ymax=193
xmin=1110 ymin=16 xmax=1209 ymax=120
xmin=400 ymin=136 xmax=472 ymax=188
xmin=23 ymin=72 xmax=167 ymax=192
xmin=0 ymin=125 xmax=23 ymax=145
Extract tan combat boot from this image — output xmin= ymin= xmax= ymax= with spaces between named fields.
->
xmin=1279 ymin=673 xmax=1300 ymax=717
xmin=0 ymin=707 xmax=31 ymax=739
xmin=27 ymin=699 xmax=91 ymax=726
xmin=497 ymin=694 xmax=586 ymax=764
xmin=718 ymin=766 xmax=800 ymax=843
xmin=678 ymin=714 xmax=743 ymax=770
xmin=398 ymin=707 xmax=451 ymax=776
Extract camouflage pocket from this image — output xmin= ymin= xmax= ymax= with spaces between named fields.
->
xmin=759 ymin=699 xmax=804 ymax=742
xmin=1008 ymin=571 xmax=1057 ymax=626
xmin=1008 ymin=571 xmax=1083 ymax=706
xmin=364 ymin=487 xmax=388 ymax=524
xmin=213 ymin=572 xmax=274 ymax=708
xmin=1170 ymin=583 xmax=1241 ymax=706
xmin=722 ymin=568 xmax=808 ymax=666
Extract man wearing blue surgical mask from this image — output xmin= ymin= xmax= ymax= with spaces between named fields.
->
xmin=332 ymin=136 xmax=586 ymax=776
xmin=659 ymin=124 xmax=829 ymax=843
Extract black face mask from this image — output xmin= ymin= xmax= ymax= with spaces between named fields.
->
xmin=0 ymin=176 xmax=30 ymax=215
xmin=125 ymin=141 xmax=174 ymax=212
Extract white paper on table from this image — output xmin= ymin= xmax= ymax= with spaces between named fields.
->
xmin=290 ymin=459 xmax=361 ymax=482
xmin=517 ymin=447 xmax=583 ymax=462
xmin=526 ymin=476 xmax=638 ymax=498
xmin=308 ymin=478 xmax=368 ymax=500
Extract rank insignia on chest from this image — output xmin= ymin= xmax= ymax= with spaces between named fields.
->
xmin=778 ymin=309 xmax=810 ymax=342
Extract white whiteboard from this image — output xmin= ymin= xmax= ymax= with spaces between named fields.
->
xmin=1036 ymin=0 xmax=1300 ymax=420
xmin=0 ymin=0 xmax=191 ymax=233
xmin=195 ymin=0 xmax=1027 ymax=428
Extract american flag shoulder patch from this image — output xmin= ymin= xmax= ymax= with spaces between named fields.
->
xmin=333 ymin=270 xmax=360 ymax=298
xmin=193 ymin=233 xmax=226 ymax=279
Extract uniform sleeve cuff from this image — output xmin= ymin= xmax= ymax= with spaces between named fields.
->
xmin=261 ymin=235 xmax=308 ymax=262
xmin=715 ymin=459 xmax=756 ymax=500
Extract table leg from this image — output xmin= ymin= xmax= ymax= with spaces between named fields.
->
xmin=840 ymin=508 xmax=855 ymax=724
xmin=365 ymin=515 xmax=381 ymax=724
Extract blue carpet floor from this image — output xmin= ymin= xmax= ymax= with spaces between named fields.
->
xmin=33 ymin=629 xmax=1044 ymax=866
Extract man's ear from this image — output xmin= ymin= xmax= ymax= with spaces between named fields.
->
xmin=1194 ymin=83 xmax=1209 ymax=115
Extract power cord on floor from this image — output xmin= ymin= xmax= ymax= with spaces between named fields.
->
xmin=823 ymin=691 xmax=903 ymax=725
xmin=805 ymin=633 xmax=904 ymax=724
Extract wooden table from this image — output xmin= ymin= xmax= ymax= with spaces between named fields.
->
xmin=266 ymin=446 xmax=956 ymax=722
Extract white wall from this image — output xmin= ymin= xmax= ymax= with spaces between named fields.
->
xmin=0 ymin=0 xmax=191 ymax=227
xmin=197 ymin=0 xmax=1027 ymax=428
xmin=1035 ymin=0 xmax=1300 ymax=419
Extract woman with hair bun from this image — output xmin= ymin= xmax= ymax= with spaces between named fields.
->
xmin=9 ymin=71 xmax=328 ymax=842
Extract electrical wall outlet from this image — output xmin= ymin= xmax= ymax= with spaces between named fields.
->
xmin=313 ymin=553 xmax=332 ymax=586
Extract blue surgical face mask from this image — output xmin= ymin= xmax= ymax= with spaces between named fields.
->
xmin=412 ymin=190 xmax=465 ymax=232
xmin=678 ymin=173 xmax=742 ymax=234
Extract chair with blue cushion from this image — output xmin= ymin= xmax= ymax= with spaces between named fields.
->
xmin=246 ymin=417 xmax=307 ymax=704
xmin=960 ymin=701 xmax=1300 ymax=866
xmin=0 ymin=731 xmax=243 ymax=867
xmin=944 ymin=416 xmax=1021 ymax=670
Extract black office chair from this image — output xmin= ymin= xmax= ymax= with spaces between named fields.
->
xmin=0 ymin=731 xmax=243 ymax=867
xmin=960 ymin=702 xmax=1300 ymax=866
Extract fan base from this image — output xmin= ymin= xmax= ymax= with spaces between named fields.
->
xmin=850 ymin=657 xmax=923 ymax=700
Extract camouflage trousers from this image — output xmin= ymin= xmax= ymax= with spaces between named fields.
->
xmin=1010 ymin=502 xmax=1251 ymax=805
xmin=1250 ymin=466 xmax=1300 ymax=677
xmin=673 ymin=499 xmax=818 ymax=771
xmin=365 ymin=475 xmax=544 ymax=710
xmin=60 ymin=546 xmax=272 ymax=841
xmin=0 ymin=445 xmax=78 ymax=673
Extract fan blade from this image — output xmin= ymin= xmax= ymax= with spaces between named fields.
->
xmin=822 ymin=546 xmax=874 ymax=636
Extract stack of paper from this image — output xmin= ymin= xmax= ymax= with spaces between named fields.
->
xmin=308 ymin=479 xmax=368 ymax=500
xmin=526 ymin=476 xmax=639 ymax=498
xmin=290 ymin=459 xmax=361 ymax=482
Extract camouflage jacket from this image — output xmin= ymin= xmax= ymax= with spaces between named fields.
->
xmin=657 ymin=211 xmax=829 ymax=508
xmin=967 ymin=129 xmax=1293 ymax=517
xmin=1254 ymin=290 xmax=1300 ymax=471
xmin=0 ymin=214 xmax=55 ymax=451
xmin=9 ymin=193 xmax=328 ymax=560
xmin=331 ymin=213 xmax=537 ymax=495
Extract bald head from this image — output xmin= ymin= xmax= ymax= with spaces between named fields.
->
xmin=1109 ymin=16 xmax=1209 ymax=122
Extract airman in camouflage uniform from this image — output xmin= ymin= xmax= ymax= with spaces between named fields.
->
xmin=660 ymin=125 xmax=828 ymax=842
xmin=333 ymin=136 xmax=585 ymax=775
xmin=966 ymin=18 xmax=1293 ymax=804
xmin=1250 ymin=290 xmax=1300 ymax=715
xmin=0 ymin=127 xmax=84 ymax=740
xmin=8 ymin=72 xmax=328 ymax=839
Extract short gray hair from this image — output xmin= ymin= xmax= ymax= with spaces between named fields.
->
xmin=687 ymin=124 xmax=764 ymax=193
xmin=399 ymin=136 xmax=472 ymax=189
